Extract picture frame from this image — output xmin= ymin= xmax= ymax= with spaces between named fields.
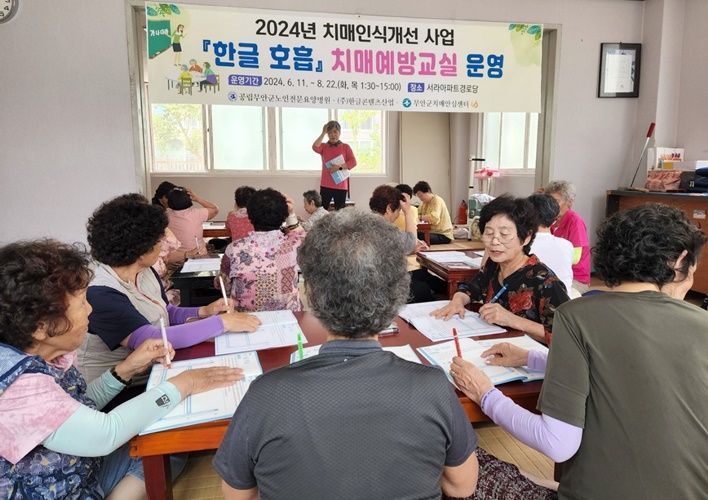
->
xmin=598 ymin=43 xmax=641 ymax=98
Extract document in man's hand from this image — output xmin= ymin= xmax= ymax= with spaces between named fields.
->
xmin=140 ymin=351 xmax=262 ymax=434
xmin=215 ymin=310 xmax=307 ymax=355
xmin=289 ymin=343 xmax=422 ymax=364
xmin=398 ymin=301 xmax=506 ymax=342
xmin=417 ymin=336 xmax=547 ymax=387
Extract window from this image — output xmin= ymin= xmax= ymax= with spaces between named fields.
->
xmin=150 ymin=104 xmax=205 ymax=172
xmin=146 ymin=102 xmax=386 ymax=174
xmin=480 ymin=112 xmax=539 ymax=171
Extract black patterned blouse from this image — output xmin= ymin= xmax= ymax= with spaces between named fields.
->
xmin=457 ymin=255 xmax=570 ymax=344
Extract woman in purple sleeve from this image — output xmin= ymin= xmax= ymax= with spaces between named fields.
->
xmin=449 ymin=204 xmax=706 ymax=499
xmin=77 ymin=194 xmax=261 ymax=385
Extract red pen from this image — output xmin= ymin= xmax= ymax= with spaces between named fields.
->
xmin=453 ymin=328 xmax=462 ymax=358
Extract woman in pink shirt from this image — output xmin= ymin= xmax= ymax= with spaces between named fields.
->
xmin=312 ymin=120 xmax=356 ymax=210
xmin=545 ymin=180 xmax=591 ymax=290
xmin=166 ymin=187 xmax=218 ymax=254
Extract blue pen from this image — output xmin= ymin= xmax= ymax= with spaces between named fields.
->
xmin=489 ymin=284 xmax=508 ymax=303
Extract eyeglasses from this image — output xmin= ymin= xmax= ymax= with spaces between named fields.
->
xmin=481 ymin=230 xmax=517 ymax=244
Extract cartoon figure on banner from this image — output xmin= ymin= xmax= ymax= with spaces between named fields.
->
xmin=178 ymin=64 xmax=193 ymax=95
xmin=172 ymin=24 xmax=185 ymax=66
xmin=199 ymin=62 xmax=220 ymax=92
xmin=188 ymin=59 xmax=202 ymax=73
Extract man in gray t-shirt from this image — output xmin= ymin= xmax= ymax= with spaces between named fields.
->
xmin=214 ymin=209 xmax=478 ymax=499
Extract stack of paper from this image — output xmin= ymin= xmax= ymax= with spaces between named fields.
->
xmin=180 ymin=258 xmax=221 ymax=273
xmin=417 ymin=336 xmax=547 ymax=387
xmin=289 ymin=344 xmax=422 ymax=364
xmin=419 ymin=251 xmax=482 ymax=268
xmin=398 ymin=301 xmax=506 ymax=342
xmin=215 ymin=310 xmax=306 ymax=355
xmin=140 ymin=351 xmax=262 ymax=434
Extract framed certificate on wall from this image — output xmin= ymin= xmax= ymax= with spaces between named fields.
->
xmin=598 ymin=43 xmax=641 ymax=98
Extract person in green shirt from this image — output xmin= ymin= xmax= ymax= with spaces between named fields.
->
xmin=172 ymin=24 xmax=184 ymax=66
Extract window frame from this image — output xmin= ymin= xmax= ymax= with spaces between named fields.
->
xmin=477 ymin=111 xmax=539 ymax=176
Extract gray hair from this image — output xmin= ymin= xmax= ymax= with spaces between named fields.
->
xmin=545 ymin=180 xmax=576 ymax=204
xmin=303 ymin=190 xmax=322 ymax=208
xmin=297 ymin=208 xmax=410 ymax=338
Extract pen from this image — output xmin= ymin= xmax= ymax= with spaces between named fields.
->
xmin=452 ymin=327 xmax=462 ymax=358
xmin=297 ymin=331 xmax=304 ymax=360
xmin=159 ymin=317 xmax=171 ymax=367
xmin=489 ymin=284 xmax=508 ymax=304
xmin=194 ymin=236 xmax=201 ymax=254
xmin=218 ymin=275 xmax=230 ymax=311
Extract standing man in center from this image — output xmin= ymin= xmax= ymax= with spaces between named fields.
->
xmin=312 ymin=120 xmax=357 ymax=210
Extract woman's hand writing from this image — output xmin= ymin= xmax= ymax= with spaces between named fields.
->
xmin=200 ymin=296 xmax=235 ymax=317
xmin=449 ymin=357 xmax=494 ymax=404
xmin=116 ymin=338 xmax=174 ymax=381
xmin=478 ymin=303 xmax=518 ymax=329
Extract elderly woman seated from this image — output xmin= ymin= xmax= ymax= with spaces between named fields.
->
xmin=78 ymin=194 xmax=260 ymax=384
xmin=219 ymin=188 xmax=305 ymax=312
xmin=0 ymin=240 xmax=243 ymax=499
xmin=214 ymin=210 xmax=478 ymax=498
xmin=369 ymin=184 xmax=427 ymax=255
xmin=433 ymin=195 xmax=569 ymax=344
xmin=450 ymin=203 xmax=707 ymax=498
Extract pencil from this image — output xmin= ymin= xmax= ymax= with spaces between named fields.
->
xmin=159 ymin=317 xmax=171 ymax=367
xmin=453 ymin=327 xmax=462 ymax=358
xmin=218 ymin=275 xmax=230 ymax=311
xmin=297 ymin=331 xmax=304 ymax=360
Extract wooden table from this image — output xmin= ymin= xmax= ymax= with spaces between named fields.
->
xmin=417 ymin=221 xmax=431 ymax=246
xmin=417 ymin=249 xmax=483 ymax=298
xmin=130 ymin=311 xmax=540 ymax=499
xmin=202 ymin=221 xmax=229 ymax=238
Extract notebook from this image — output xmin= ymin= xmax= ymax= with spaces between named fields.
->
xmin=140 ymin=351 xmax=262 ymax=434
xmin=417 ymin=335 xmax=547 ymax=387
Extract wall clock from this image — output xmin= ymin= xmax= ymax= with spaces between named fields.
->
xmin=0 ymin=0 xmax=19 ymax=24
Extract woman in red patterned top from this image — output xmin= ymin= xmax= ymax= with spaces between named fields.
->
xmin=312 ymin=120 xmax=357 ymax=210
xmin=433 ymin=196 xmax=569 ymax=344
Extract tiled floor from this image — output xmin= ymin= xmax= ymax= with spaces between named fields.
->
xmin=171 ymin=424 xmax=553 ymax=500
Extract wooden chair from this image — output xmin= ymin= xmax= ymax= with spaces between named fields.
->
xmin=179 ymin=76 xmax=193 ymax=95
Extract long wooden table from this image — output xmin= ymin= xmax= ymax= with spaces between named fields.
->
xmin=130 ymin=311 xmax=541 ymax=499
xmin=202 ymin=221 xmax=229 ymax=238
xmin=416 ymin=248 xmax=484 ymax=298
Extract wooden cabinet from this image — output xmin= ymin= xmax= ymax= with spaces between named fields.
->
xmin=606 ymin=190 xmax=708 ymax=294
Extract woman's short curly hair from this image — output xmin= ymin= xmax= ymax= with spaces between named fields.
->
xmin=594 ymin=203 xmax=706 ymax=287
xmin=247 ymin=188 xmax=288 ymax=231
xmin=298 ymin=209 xmax=410 ymax=338
xmin=369 ymin=185 xmax=403 ymax=215
xmin=479 ymin=195 xmax=539 ymax=255
xmin=87 ymin=194 xmax=168 ymax=266
xmin=234 ymin=186 xmax=256 ymax=208
xmin=0 ymin=240 xmax=92 ymax=350
xmin=545 ymin=180 xmax=576 ymax=204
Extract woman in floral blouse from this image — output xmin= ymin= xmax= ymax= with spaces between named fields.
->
xmin=433 ymin=195 xmax=569 ymax=344
xmin=219 ymin=188 xmax=305 ymax=312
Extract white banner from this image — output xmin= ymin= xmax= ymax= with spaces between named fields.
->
xmin=146 ymin=3 xmax=542 ymax=112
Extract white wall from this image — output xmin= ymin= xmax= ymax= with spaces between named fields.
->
xmin=3 ymin=0 xmax=705 ymax=247
xmin=677 ymin=0 xmax=708 ymax=160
